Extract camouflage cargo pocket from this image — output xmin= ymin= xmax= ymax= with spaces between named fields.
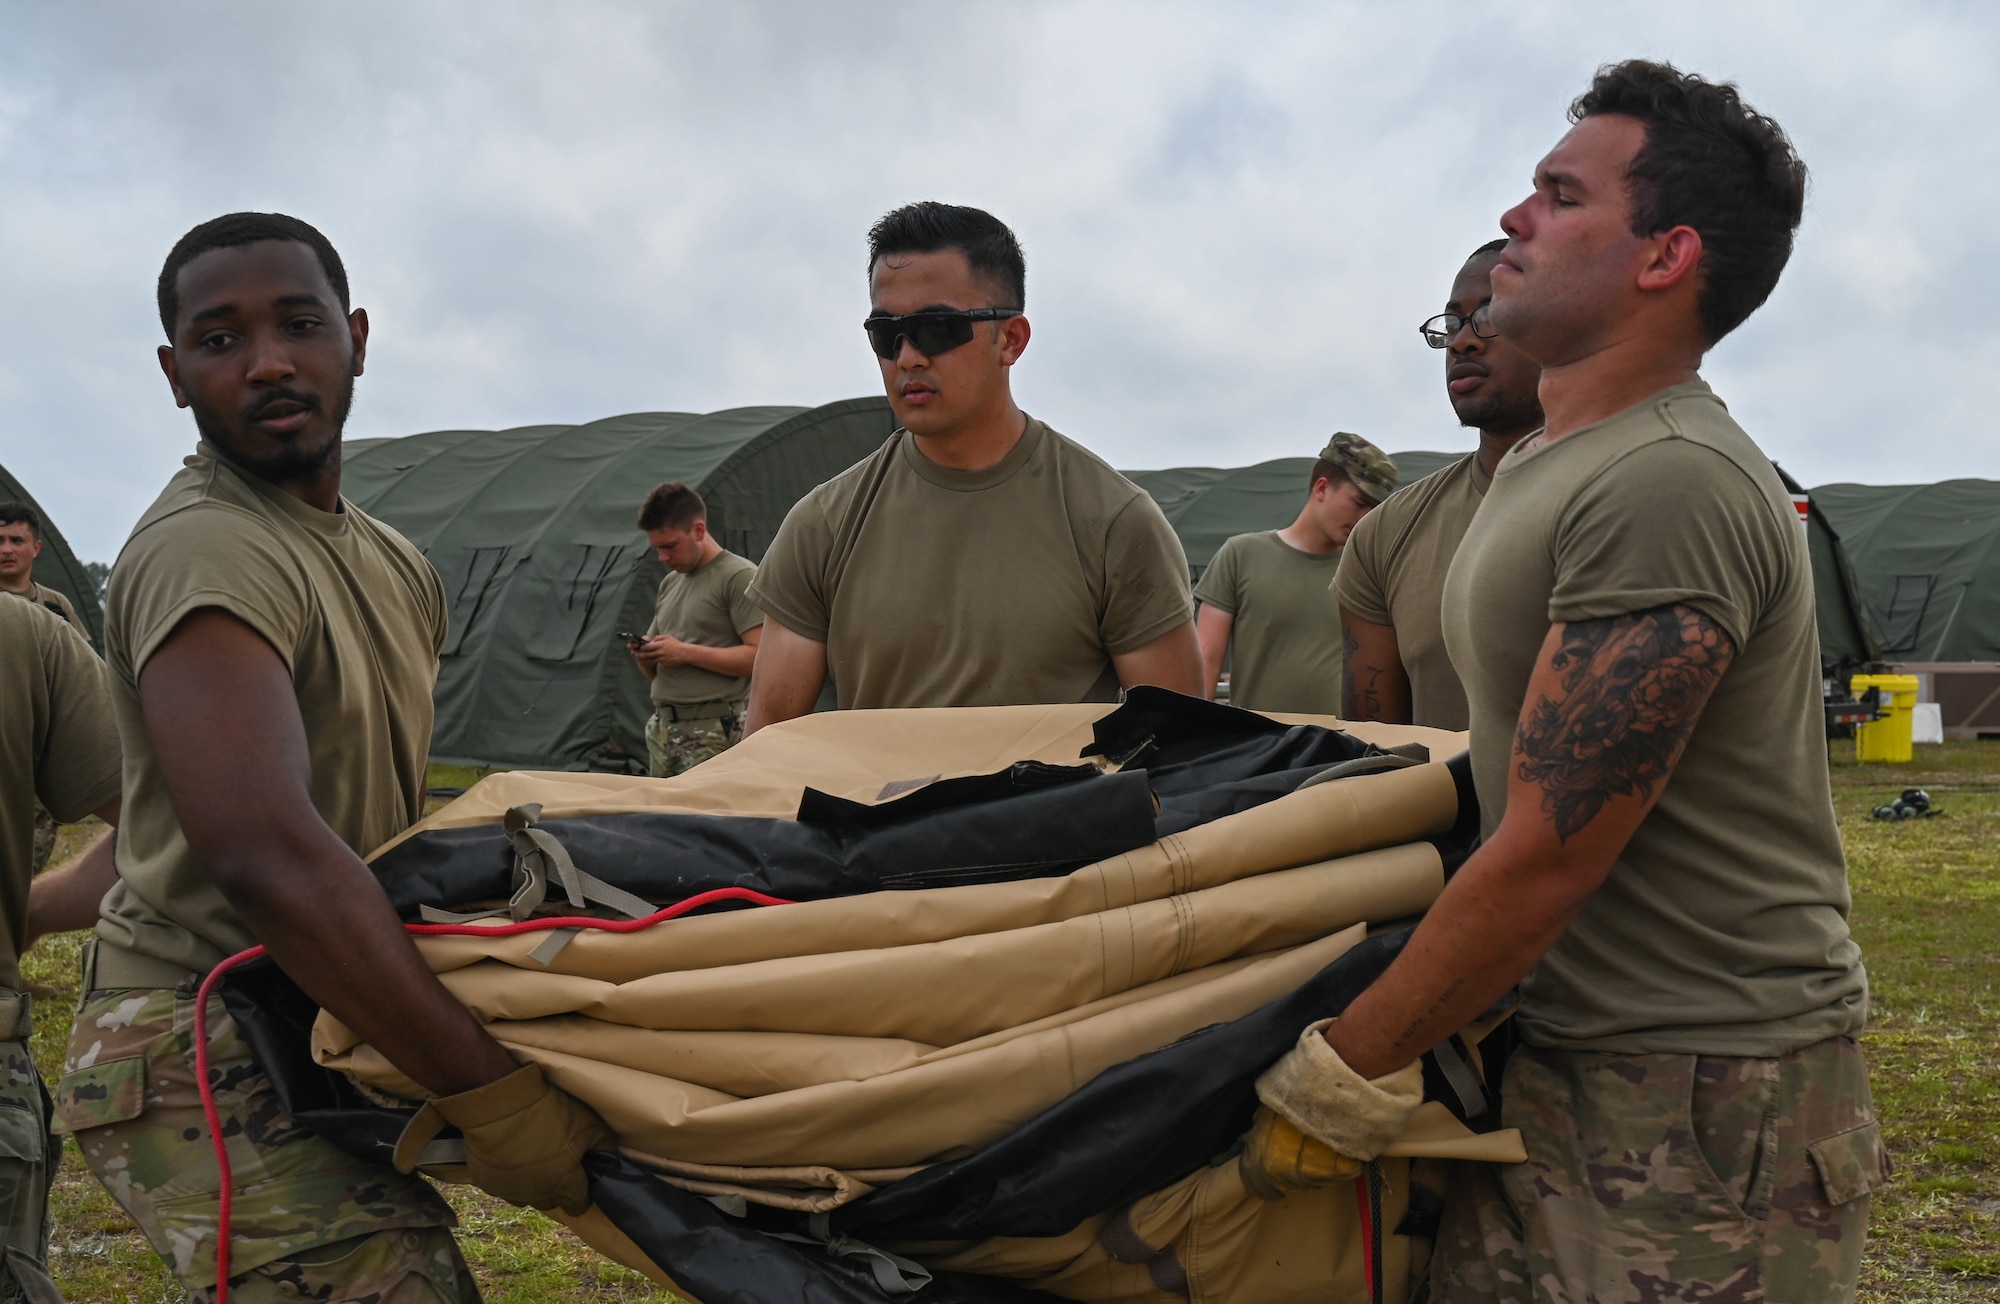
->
xmin=1809 ymin=1120 xmax=1891 ymax=1206
xmin=0 ymin=1099 xmax=43 ymax=1166
xmin=48 ymin=1057 xmax=146 ymax=1135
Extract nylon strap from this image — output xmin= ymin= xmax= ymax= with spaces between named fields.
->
xmin=1294 ymin=742 xmax=1430 ymax=791
xmin=768 ymin=1213 xmax=935 ymax=1294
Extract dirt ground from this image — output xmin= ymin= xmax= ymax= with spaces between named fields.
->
xmin=23 ymin=740 xmax=1998 ymax=1301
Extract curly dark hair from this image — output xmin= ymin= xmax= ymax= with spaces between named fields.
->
xmin=0 ymin=501 xmax=40 ymax=539
xmin=867 ymin=202 xmax=1025 ymax=309
xmin=157 ymin=212 xmax=350 ymax=340
xmin=1571 ymin=60 xmax=1807 ymax=344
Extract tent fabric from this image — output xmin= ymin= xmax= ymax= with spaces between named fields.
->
xmin=281 ymin=696 xmax=1515 ymax=1303
xmin=1124 ymin=453 xmax=1462 ymax=580
xmin=1810 ymin=478 xmax=2000 ymax=662
xmin=338 ymin=399 xmax=899 ymax=771
xmin=0 ymin=459 xmax=103 ymax=644
xmin=1770 ymin=465 xmax=1880 ymax=665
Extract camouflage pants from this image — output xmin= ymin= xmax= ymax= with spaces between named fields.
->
xmin=1431 ymin=1036 xmax=1888 ymax=1303
xmin=52 ymin=987 xmax=480 ymax=1302
xmin=0 ymin=1038 xmax=58 ymax=1304
xmin=645 ymin=701 xmax=745 ymax=778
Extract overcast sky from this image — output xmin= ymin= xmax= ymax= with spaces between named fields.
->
xmin=2 ymin=1 xmax=1993 ymax=563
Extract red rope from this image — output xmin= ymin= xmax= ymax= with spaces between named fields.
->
xmin=193 ymin=886 xmax=792 ymax=1303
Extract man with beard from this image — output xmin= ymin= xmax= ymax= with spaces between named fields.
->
xmin=49 ymin=213 xmax=610 ymax=1302
xmin=1237 ymin=64 xmax=1881 ymax=1301
xmin=1333 ymin=241 xmax=1544 ymax=728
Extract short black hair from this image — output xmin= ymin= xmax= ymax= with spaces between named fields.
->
xmin=0 ymin=501 xmax=40 ymax=539
xmin=157 ymin=212 xmax=350 ymax=339
xmin=637 ymin=482 xmax=707 ymax=532
xmin=1466 ymin=238 xmax=1509 ymax=262
xmin=867 ymin=202 xmax=1025 ymax=309
xmin=1571 ymin=60 xmax=1807 ymax=345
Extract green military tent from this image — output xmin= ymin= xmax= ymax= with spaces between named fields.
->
xmin=341 ymin=398 xmax=898 ymax=771
xmin=1125 ymin=451 xmax=1463 ymax=580
xmin=0 ymin=460 xmax=104 ymax=644
xmin=1811 ymin=478 xmax=2000 ymax=662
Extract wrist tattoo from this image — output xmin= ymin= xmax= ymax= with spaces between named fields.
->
xmin=1514 ymin=605 xmax=1733 ymax=843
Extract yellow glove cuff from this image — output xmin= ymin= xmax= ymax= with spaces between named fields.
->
xmin=1253 ymin=1019 xmax=1422 ymax=1163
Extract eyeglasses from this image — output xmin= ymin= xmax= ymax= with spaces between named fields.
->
xmin=863 ymin=308 xmax=1022 ymax=360
xmin=1418 ymin=304 xmax=1497 ymax=348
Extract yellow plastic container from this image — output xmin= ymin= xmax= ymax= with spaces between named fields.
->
xmin=1851 ymin=673 xmax=1920 ymax=763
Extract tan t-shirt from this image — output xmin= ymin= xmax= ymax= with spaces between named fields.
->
xmin=4 ymin=582 xmax=91 ymax=645
xmin=0 ymin=599 xmax=119 ymax=989
xmin=97 ymin=444 xmax=446 ymax=971
xmin=750 ymin=418 xmax=1193 ymax=708
xmin=1192 ymin=531 xmax=1343 ymax=714
xmin=645 ymin=549 xmax=762 ymax=706
xmin=1333 ymin=453 xmax=1489 ymax=730
xmin=1441 ymin=381 xmax=1866 ymax=1056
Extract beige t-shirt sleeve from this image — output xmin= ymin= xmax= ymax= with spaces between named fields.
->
xmin=1191 ymin=535 xmax=1245 ymax=615
xmin=37 ymin=618 xmax=121 ymax=822
xmin=745 ymin=496 xmax=835 ymax=643
xmin=1549 ymin=441 xmax=1780 ymax=650
xmin=727 ymin=563 xmax=764 ymax=636
xmin=1099 ymin=495 xmax=1195 ymax=655
xmin=115 ymin=506 xmax=313 ymax=678
xmin=1332 ymin=508 xmax=1393 ymax=625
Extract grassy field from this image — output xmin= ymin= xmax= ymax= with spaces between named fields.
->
xmin=24 ymin=742 xmax=1999 ymax=1300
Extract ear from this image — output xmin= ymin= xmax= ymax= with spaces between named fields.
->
xmin=997 ymin=313 xmax=1031 ymax=367
xmin=157 ymin=345 xmax=191 ymax=410
xmin=1310 ymin=477 xmax=1331 ymax=502
xmin=348 ymin=307 xmax=370 ymax=377
xmin=1637 ymin=226 xmax=1703 ymax=294
xmin=691 ymin=519 xmax=709 ymax=543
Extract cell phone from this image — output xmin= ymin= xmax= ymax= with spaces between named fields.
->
xmin=619 ymin=630 xmax=645 ymax=646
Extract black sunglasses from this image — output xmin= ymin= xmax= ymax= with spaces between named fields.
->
xmin=863 ymin=308 xmax=1022 ymax=360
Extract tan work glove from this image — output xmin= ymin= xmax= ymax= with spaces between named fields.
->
xmin=393 ymin=1063 xmax=613 ymax=1215
xmin=1238 ymin=1019 xmax=1423 ymax=1201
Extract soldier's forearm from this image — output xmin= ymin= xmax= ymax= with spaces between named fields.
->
xmin=26 ymin=826 xmax=120 ymax=943
xmin=213 ymin=817 xmax=520 ymax=1096
xmin=677 ymin=642 xmax=758 ymax=679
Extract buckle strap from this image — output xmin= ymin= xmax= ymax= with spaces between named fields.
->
xmin=660 ymin=699 xmax=746 ymax=723
xmin=418 ymin=804 xmax=655 ymax=935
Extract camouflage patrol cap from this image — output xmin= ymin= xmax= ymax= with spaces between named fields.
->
xmin=1318 ymin=432 xmax=1398 ymax=504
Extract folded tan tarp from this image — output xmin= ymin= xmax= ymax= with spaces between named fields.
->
xmin=330 ymin=704 xmax=1518 ymax=1303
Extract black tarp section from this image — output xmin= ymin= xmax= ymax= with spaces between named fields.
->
xmin=370 ymin=763 xmax=1161 ymax=918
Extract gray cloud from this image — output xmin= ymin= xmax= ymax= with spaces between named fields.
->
xmin=2 ymin=0 xmax=1994 ymax=562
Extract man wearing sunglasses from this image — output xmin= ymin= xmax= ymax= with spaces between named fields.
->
xmin=1332 ymin=240 xmax=1544 ymax=728
xmin=745 ymin=202 xmax=1199 ymax=729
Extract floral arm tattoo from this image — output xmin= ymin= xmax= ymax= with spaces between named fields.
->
xmin=1514 ymin=604 xmax=1736 ymax=843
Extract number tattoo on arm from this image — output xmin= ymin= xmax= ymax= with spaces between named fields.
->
xmin=1514 ymin=605 xmax=1736 ymax=843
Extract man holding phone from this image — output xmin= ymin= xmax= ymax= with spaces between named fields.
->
xmin=630 ymin=481 xmax=762 ymax=777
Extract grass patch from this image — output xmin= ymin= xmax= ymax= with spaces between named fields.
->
xmin=1838 ymin=738 xmax=2000 ymax=1301
xmin=23 ymin=743 xmax=2000 ymax=1298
